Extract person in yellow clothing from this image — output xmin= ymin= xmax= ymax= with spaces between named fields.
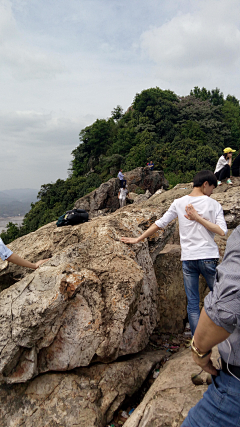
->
xmin=214 ymin=147 xmax=236 ymax=186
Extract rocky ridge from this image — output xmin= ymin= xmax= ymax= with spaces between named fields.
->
xmin=0 ymin=176 xmax=240 ymax=426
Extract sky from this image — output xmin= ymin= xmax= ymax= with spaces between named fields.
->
xmin=1 ymin=0 xmax=240 ymax=191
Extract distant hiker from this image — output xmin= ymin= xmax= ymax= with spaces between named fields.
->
xmin=232 ymin=149 xmax=240 ymax=177
xmin=147 ymin=160 xmax=154 ymax=171
xmin=117 ymin=169 xmax=126 ymax=188
xmin=118 ymin=184 xmax=128 ymax=208
xmin=121 ymin=170 xmax=227 ymax=336
xmin=181 ymin=225 xmax=240 ymax=427
xmin=214 ymin=147 xmax=236 ymax=185
xmin=0 ymin=238 xmax=49 ymax=270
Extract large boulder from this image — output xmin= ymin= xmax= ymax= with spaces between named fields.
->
xmin=0 ymin=350 xmax=165 ymax=427
xmin=124 ymin=167 xmax=169 ymax=194
xmin=0 ymin=207 xmax=166 ymax=383
xmin=123 ymin=346 xmax=220 ymax=427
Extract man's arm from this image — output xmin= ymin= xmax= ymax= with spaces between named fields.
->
xmin=121 ymin=223 xmax=159 ymax=244
xmin=227 ymin=152 xmax=232 ymax=167
xmin=185 ymin=204 xmax=225 ymax=236
xmin=192 ymin=308 xmax=230 ymax=375
xmin=7 ymin=253 xmax=49 ymax=270
xmin=121 ymin=201 xmax=178 ymax=244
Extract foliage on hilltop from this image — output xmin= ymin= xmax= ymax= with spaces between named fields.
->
xmin=1 ymin=86 xmax=240 ymax=243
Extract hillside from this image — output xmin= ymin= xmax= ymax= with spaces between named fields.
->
xmin=1 ymin=85 xmax=240 ymax=243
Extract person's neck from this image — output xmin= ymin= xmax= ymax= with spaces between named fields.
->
xmin=189 ymin=186 xmax=205 ymax=197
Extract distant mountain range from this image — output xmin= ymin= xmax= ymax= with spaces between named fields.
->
xmin=0 ymin=188 xmax=39 ymax=217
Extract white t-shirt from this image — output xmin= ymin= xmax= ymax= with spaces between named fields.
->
xmin=0 ymin=238 xmax=13 ymax=261
xmin=119 ymin=188 xmax=128 ymax=200
xmin=155 ymin=195 xmax=227 ymax=261
xmin=214 ymin=156 xmax=229 ymax=173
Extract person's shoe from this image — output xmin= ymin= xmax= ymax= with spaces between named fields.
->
xmin=191 ymin=372 xmax=204 ymax=385
xmin=217 ymin=180 xmax=222 ymax=186
xmin=184 ymin=339 xmax=192 ymax=348
xmin=226 ymin=179 xmax=233 ymax=184
xmin=206 ymin=374 xmax=212 ymax=385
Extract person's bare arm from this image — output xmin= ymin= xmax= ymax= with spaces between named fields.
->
xmin=7 ymin=253 xmax=49 ymax=270
xmin=185 ymin=204 xmax=225 ymax=236
xmin=121 ymin=223 xmax=160 ymax=244
xmin=192 ymin=308 xmax=230 ymax=375
xmin=227 ymin=152 xmax=232 ymax=167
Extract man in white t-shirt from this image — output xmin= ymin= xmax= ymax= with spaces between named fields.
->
xmin=121 ymin=170 xmax=227 ymax=336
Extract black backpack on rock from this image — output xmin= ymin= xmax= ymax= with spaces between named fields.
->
xmin=56 ymin=209 xmax=89 ymax=227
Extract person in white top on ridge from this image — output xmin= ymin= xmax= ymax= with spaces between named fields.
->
xmin=121 ymin=170 xmax=227 ymax=336
xmin=118 ymin=184 xmax=128 ymax=208
xmin=214 ymin=147 xmax=236 ymax=186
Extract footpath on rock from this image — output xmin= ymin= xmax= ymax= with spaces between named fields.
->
xmin=0 ymin=170 xmax=240 ymax=427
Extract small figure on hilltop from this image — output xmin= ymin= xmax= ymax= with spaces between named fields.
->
xmin=121 ymin=170 xmax=227 ymax=337
xmin=232 ymin=148 xmax=240 ymax=177
xmin=118 ymin=184 xmax=128 ymax=208
xmin=0 ymin=237 xmax=49 ymax=270
xmin=117 ymin=169 xmax=126 ymax=188
xmin=214 ymin=147 xmax=236 ymax=185
xmin=147 ymin=160 xmax=154 ymax=171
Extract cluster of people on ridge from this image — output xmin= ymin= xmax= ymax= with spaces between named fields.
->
xmin=121 ymin=162 xmax=240 ymax=427
xmin=117 ymin=160 xmax=154 ymax=208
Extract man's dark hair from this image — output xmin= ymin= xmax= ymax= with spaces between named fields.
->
xmin=193 ymin=170 xmax=217 ymax=188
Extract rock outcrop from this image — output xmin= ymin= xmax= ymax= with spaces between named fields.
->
xmin=0 ymin=350 xmax=166 ymax=427
xmin=123 ymin=346 xmax=220 ymax=427
xmin=0 ymin=213 xmax=159 ymax=383
xmin=74 ymin=167 xmax=168 ymax=218
xmin=0 ymin=176 xmax=240 ymax=425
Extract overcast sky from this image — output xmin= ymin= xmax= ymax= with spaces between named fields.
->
xmin=1 ymin=0 xmax=240 ymax=191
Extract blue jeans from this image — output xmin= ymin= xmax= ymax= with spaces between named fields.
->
xmin=181 ymin=370 xmax=240 ymax=427
xmin=182 ymin=259 xmax=218 ymax=335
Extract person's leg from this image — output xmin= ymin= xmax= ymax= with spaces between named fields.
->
xmin=119 ymin=198 xmax=123 ymax=208
xmin=181 ymin=370 xmax=240 ymax=427
xmin=122 ymin=198 xmax=126 ymax=207
xmin=219 ymin=164 xmax=230 ymax=180
xmin=198 ymin=259 xmax=218 ymax=292
xmin=182 ymin=261 xmax=201 ymax=336
xmin=120 ymin=180 xmax=123 ymax=188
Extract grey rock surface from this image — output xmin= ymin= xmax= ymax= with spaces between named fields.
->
xmin=0 ymin=210 xmax=161 ymax=383
xmin=124 ymin=346 xmax=219 ymax=427
xmin=0 ymin=350 xmax=166 ymax=427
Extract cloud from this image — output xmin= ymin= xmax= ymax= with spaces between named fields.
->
xmin=140 ymin=0 xmax=240 ymax=93
xmin=0 ymin=0 xmax=65 ymax=80
xmin=0 ymin=110 xmax=97 ymax=190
